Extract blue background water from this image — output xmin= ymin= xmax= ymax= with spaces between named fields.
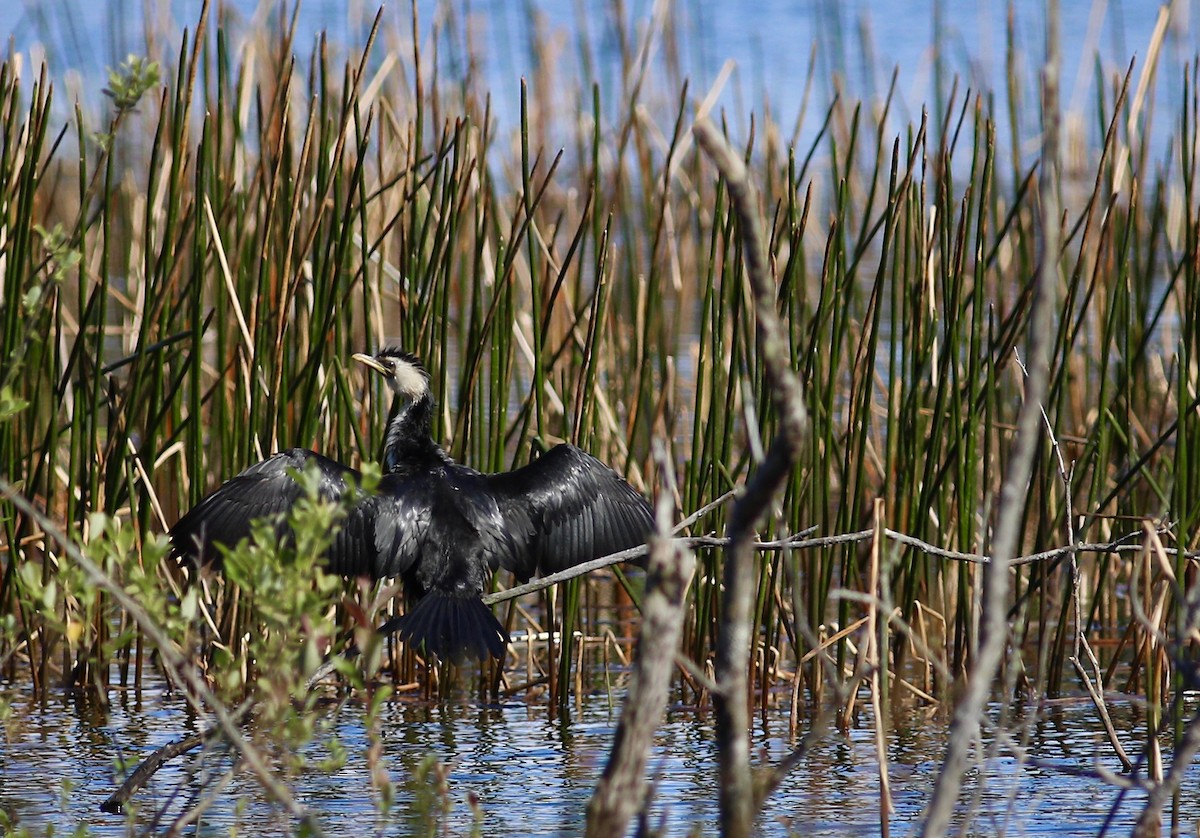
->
xmin=0 ymin=0 xmax=1189 ymax=156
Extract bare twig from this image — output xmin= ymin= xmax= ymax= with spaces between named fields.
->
xmin=482 ymin=529 xmax=817 ymax=604
xmin=1069 ymin=656 xmax=1133 ymax=771
xmin=408 ymin=525 xmax=1195 ymax=627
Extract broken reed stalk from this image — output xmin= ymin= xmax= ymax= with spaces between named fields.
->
xmin=1134 ymin=691 xmax=1200 ymax=836
xmin=869 ymin=499 xmax=893 ymax=834
xmin=692 ymin=119 xmax=810 ymax=838
xmin=920 ymin=1 xmax=1061 ymax=833
xmin=585 ymin=446 xmax=695 ymax=837
xmin=1132 ymin=523 xmax=1200 ymax=834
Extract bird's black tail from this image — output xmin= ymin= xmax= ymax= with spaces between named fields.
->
xmin=396 ymin=592 xmax=510 ymax=663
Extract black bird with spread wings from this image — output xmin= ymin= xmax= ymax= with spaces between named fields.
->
xmin=169 ymin=349 xmax=654 ymax=663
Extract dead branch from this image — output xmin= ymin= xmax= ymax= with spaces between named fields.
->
xmin=586 ymin=448 xmax=695 ymax=837
xmin=693 ymin=117 xmax=810 ymax=838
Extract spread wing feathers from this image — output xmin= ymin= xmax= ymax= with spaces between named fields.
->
xmin=366 ymin=476 xmax=435 ymax=579
xmin=486 ymin=444 xmax=654 ymax=581
xmin=170 ymin=448 xmax=395 ymax=578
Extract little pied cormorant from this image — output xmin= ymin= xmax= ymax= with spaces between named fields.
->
xmin=169 ymin=348 xmax=654 ymax=663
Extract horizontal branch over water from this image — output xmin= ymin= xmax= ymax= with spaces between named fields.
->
xmin=484 ymin=524 xmax=1197 ymax=604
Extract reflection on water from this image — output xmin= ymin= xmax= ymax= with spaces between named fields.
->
xmin=1 ymin=674 xmax=1196 ymax=836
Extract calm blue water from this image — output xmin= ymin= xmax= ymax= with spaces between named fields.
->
xmin=1 ymin=675 xmax=1197 ymax=836
xmin=0 ymin=0 xmax=1188 ymax=157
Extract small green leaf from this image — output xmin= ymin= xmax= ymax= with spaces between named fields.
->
xmin=180 ymin=586 xmax=198 ymax=621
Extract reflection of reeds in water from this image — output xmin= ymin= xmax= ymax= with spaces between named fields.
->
xmin=0 ymin=0 xmax=1198 ymax=830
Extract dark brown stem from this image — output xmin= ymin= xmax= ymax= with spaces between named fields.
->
xmin=102 ymin=728 xmax=216 ymax=814
xmin=693 ymin=119 xmax=809 ymax=838
xmin=586 ymin=469 xmax=694 ymax=837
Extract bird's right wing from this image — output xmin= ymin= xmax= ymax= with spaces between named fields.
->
xmin=485 ymin=444 xmax=654 ymax=581
xmin=170 ymin=448 xmax=387 ymax=577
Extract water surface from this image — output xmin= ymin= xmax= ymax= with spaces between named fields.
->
xmin=2 ymin=674 xmax=1195 ymax=835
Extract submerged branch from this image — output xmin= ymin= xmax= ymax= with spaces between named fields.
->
xmin=101 ymin=700 xmax=253 ymax=815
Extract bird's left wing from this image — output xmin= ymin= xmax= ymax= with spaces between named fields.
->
xmin=485 ymin=444 xmax=654 ymax=581
xmin=171 ymin=448 xmax=384 ymax=578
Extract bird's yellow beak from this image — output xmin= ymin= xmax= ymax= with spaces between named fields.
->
xmin=353 ymin=352 xmax=389 ymax=376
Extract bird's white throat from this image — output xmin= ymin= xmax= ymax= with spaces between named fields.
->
xmin=390 ymin=359 xmax=429 ymax=400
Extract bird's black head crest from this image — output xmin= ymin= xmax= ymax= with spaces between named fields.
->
xmin=376 ymin=347 xmax=426 ymax=371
